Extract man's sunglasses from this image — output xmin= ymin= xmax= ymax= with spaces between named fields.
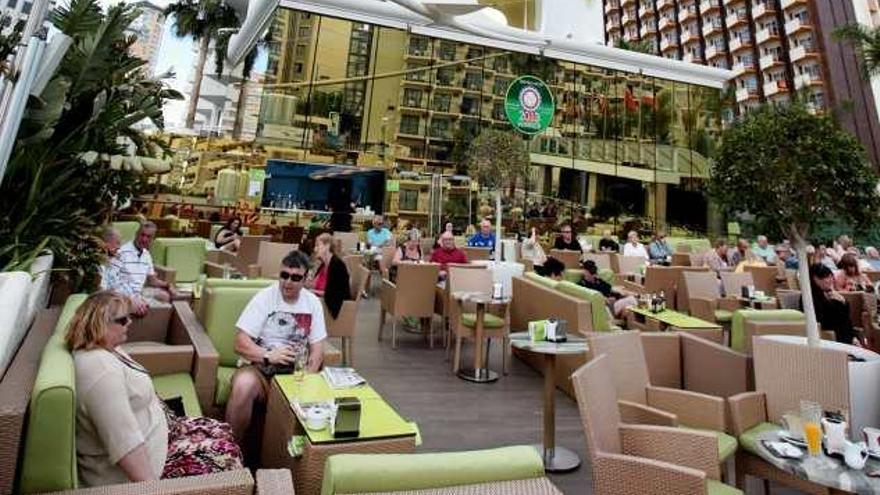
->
xmin=113 ymin=315 xmax=132 ymax=326
xmin=279 ymin=271 xmax=305 ymax=282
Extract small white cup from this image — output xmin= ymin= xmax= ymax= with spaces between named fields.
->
xmin=864 ymin=427 xmax=880 ymax=453
xmin=305 ymin=407 xmax=331 ymax=431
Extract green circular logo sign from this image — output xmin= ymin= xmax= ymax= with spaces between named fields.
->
xmin=504 ymin=75 xmax=554 ymax=135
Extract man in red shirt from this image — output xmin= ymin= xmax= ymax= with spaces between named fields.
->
xmin=431 ymin=231 xmax=468 ymax=278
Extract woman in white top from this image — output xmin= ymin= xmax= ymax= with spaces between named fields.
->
xmin=622 ymin=230 xmax=649 ymax=259
xmin=67 ymin=291 xmax=242 ymax=487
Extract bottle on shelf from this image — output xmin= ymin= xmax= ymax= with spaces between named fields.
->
xmin=659 ymin=291 xmax=666 ymax=312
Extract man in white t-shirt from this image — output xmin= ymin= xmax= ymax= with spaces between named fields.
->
xmin=622 ymin=230 xmax=649 ymax=260
xmin=116 ymin=222 xmax=177 ymax=305
xmin=225 ymin=250 xmax=327 ymax=440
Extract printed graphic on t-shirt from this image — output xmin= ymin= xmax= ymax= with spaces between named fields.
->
xmin=255 ymin=311 xmax=312 ymax=375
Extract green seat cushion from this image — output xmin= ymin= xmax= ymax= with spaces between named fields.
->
xmin=523 ymin=271 xmax=558 ymax=289
xmin=714 ymin=309 xmax=733 ymax=323
xmin=202 ymin=286 xmax=267 ymax=367
xmin=598 ymin=268 xmax=615 ymax=286
xmin=554 ymin=281 xmax=611 ymax=332
xmin=113 ymin=221 xmax=140 ymax=244
xmin=729 ymin=309 xmax=805 ymax=353
xmin=563 ymin=269 xmax=581 ymax=283
xmin=681 ymin=427 xmax=738 ymax=461
xmin=321 ymin=445 xmax=544 ymax=495
xmin=152 ymin=373 xmax=203 ymax=417
xmin=708 ymin=480 xmax=743 ymax=495
xmin=460 ymin=313 xmax=505 ymax=329
xmin=203 ymin=278 xmax=275 ymax=289
xmin=215 ymin=366 xmax=236 ymax=406
xmin=20 ymin=294 xmax=88 ymax=494
xmin=739 ymin=422 xmax=780 ymax=456
xmin=151 ymin=238 xmax=207 ymax=283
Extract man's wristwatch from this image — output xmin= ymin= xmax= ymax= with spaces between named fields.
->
xmin=262 ymin=352 xmax=270 ymax=366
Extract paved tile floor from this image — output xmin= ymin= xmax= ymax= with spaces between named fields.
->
xmin=340 ymin=295 xmax=802 ymax=494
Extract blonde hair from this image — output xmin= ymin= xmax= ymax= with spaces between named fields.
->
xmin=316 ymin=233 xmax=340 ymax=255
xmin=65 ymin=291 xmax=130 ymax=351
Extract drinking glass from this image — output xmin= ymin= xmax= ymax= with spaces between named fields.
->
xmin=801 ymin=400 xmax=823 ymax=456
xmin=293 ymin=348 xmax=308 ymax=382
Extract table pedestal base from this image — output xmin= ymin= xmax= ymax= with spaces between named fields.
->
xmin=532 ymin=444 xmax=581 ymax=472
xmin=457 ymin=368 xmax=499 ymax=383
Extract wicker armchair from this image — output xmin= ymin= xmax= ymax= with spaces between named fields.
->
xmin=743 ymin=265 xmax=780 ymax=296
xmin=585 ymin=332 xmax=738 ymax=466
xmin=548 ymin=249 xmax=582 ymax=269
xmin=235 ymin=235 xmax=272 ymax=273
xmin=245 ymin=241 xmax=298 ymax=278
xmin=38 ymin=468 xmax=294 ymax=494
xmin=728 ymin=336 xmax=855 ymax=493
xmin=681 ymin=271 xmax=740 ymax=324
xmin=379 ymin=262 xmax=440 ymax=349
xmin=324 ymin=265 xmax=370 ymax=366
xmin=447 ymin=266 xmax=510 ymax=374
xmin=719 ymin=272 xmax=753 ymax=299
xmin=571 ymin=355 xmax=741 ymax=495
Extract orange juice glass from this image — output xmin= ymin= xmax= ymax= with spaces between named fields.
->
xmin=803 ymin=421 xmax=822 ymax=456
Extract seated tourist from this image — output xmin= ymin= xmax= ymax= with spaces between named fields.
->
xmin=553 ymin=223 xmax=582 ymax=252
xmin=647 ymin=231 xmax=672 ymax=264
xmin=578 ymin=260 xmax=637 ymax=318
xmin=68 ymin=291 xmax=242 ymax=487
xmin=810 ymin=263 xmax=861 ymax=345
xmin=752 ymin=235 xmax=776 ymax=264
xmin=307 ymin=233 xmax=351 ymax=318
xmin=776 ymin=245 xmax=799 ymax=270
xmin=520 ymin=227 xmax=547 ymax=271
xmin=597 ymin=230 xmax=619 ymax=253
xmin=430 ymin=231 xmax=468 ymax=279
xmin=622 ymin=231 xmax=648 ymax=259
xmin=390 ymin=228 xmax=423 ymax=282
xmin=702 ymin=239 xmax=729 ymax=273
xmin=812 ymin=244 xmax=838 ymax=272
xmin=226 ymin=251 xmax=326 ymax=440
xmin=537 ymin=256 xmax=565 ymax=281
xmin=118 ymin=222 xmax=178 ymax=304
xmin=834 ymin=253 xmax=873 ymax=292
xmin=214 ymin=216 xmax=243 ymax=252
xmin=467 ymin=219 xmax=496 ymax=251
xmin=830 ymin=235 xmax=853 ymax=264
xmin=729 ymin=238 xmax=761 ymax=269
xmin=366 ymin=215 xmax=392 ymax=249
xmin=865 ymin=247 xmax=880 ymax=271
xmin=99 ymin=227 xmax=148 ymax=316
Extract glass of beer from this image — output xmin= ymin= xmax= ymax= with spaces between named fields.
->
xmin=801 ymin=400 xmax=823 ymax=456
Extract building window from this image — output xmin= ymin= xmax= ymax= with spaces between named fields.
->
xmin=399 ymin=189 xmax=419 ymax=211
xmin=493 ymin=78 xmax=509 ymax=96
xmin=294 ymin=62 xmax=303 ymax=74
xmin=460 ymin=96 xmax=479 ymax=115
xmin=464 ymin=72 xmax=482 ymax=90
xmin=432 ymin=93 xmax=451 ymax=112
xmin=409 ymin=36 xmax=430 ymax=56
xmin=439 ymin=41 xmax=456 ymax=61
xmin=22 ymin=0 xmax=31 ymax=13
xmin=298 ymin=26 xmax=310 ymax=38
xmin=436 ymin=67 xmax=455 ymax=86
xmin=399 ymin=115 xmax=421 ymax=135
xmin=430 ymin=117 xmax=451 ymax=138
xmin=465 ymin=47 xmax=483 ymax=60
xmin=403 ymin=88 xmax=423 ymax=107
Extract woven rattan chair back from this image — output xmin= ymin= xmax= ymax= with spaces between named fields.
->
xmin=753 ymin=336 xmax=850 ymax=423
xmin=583 ymin=253 xmax=612 ymax=271
xmin=254 ymin=241 xmax=298 ymax=277
xmin=720 ymin=272 xmax=754 ymax=298
xmin=447 ymin=266 xmax=493 ymax=322
xmin=239 ymin=235 xmax=272 ymax=267
xmin=586 ymin=331 xmax=650 ymax=404
xmin=744 ymin=265 xmax=779 ymax=296
xmin=572 ymin=355 xmax=624 ymax=456
xmin=462 ymin=246 xmax=492 ymax=261
xmin=616 ymin=255 xmax=647 ymax=275
xmin=333 ymin=232 xmax=360 ymax=253
xmin=349 ymin=265 xmax=370 ymax=301
xmin=549 ymin=249 xmax=582 ymax=269
xmin=392 ymin=262 xmax=440 ymax=318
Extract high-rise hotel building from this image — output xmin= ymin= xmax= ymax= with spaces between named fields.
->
xmin=603 ymin=0 xmax=880 ymax=166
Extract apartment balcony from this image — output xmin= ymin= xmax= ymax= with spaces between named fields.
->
xmin=621 ymin=0 xmax=636 ymax=7
xmin=763 ymin=79 xmax=789 ymax=96
xmin=789 ymin=43 xmax=819 ymax=62
xmin=794 ymin=72 xmax=824 ymax=89
xmin=731 ymin=61 xmax=756 ymax=76
xmin=705 ymin=44 xmax=727 ymax=60
xmin=605 ymin=1 xmax=621 ymax=14
xmin=641 ymin=23 xmax=658 ymax=36
xmin=680 ymin=30 xmax=700 ymax=45
xmin=785 ymin=17 xmax=812 ymax=35
xmin=724 ymin=0 xmax=747 ymax=5
xmin=679 ymin=8 xmax=698 ymax=23
xmin=659 ymin=17 xmax=676 ymax=31
xmin=781 ymin=0 xmax=807 ymax=11
xmin=607 ymin=19 xmax=622 ymax=32
xmin=660 ymin=37 xmax=679 ymax=52
xmin=729 ymin=36 xmax=752 ymax=52
xmin=701 ymin=0 xmax=723 ymax=15
xmin=622 ymin=12 xmax=637 ymax=26
xmin=751 ymin=2 xmax=776 ymax=20
xmin=683 ymin=52 xmax=704 ymax=64
xmin=726 ymin=11 xmax=749 ymax=27
xmin=657 ymin=0 xmax=675 ymax=10
xmin=404 ymin=50 xmax=432 ymax=60
xmin=736 ymin=86 xmax=760 ymax=102
xmin=755 ymin=27 xmax=780 ymax=44
xmin=639 ymin=5 xmax=655 ymax=17
xmin=759 ymin=54 xmax=783 ymax=70
xmin=703 ymin=21 xmax=723 ymax=37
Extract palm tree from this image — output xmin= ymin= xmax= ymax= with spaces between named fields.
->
xmin=165 ymin=0 xmax=238 ymax=129
xmin=614 ymin=38 xmax=654 ymax=54
xmin=834 ymin=24 xmax=880 ymax=78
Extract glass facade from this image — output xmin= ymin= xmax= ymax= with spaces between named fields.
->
xmin=252 ymin=8 xmax=724 ymax=231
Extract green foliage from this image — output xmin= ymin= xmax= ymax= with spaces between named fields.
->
xmin=614 ymin=38 xmax=654 ymax=54
xmin=465 ymin=128 xmax=530 ymax=191
xmin=165 ymin=0 xmax=239 ymax=75
xmin=708 ymin=103 xmax=880 ymax=242
xmin=0 ymin=0 xmax=180 ymax=288
xmin=0 ymin=15 xmax=24 ymax=78
xmin=834 ymin=24 xmax=880 ymax=79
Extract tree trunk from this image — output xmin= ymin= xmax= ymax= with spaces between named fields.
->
xmin=232 ymin=79 xmax=247 ymax=139
xmin=495 ymin=190 xmax=502 ymax=262
xmin=793 ymin=231 xmax=820 ymax=346
xmin=186 ymin=36 xmax=210 ymax=129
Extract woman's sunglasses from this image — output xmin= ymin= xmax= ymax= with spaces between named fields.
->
xmin=279 ymin=271 xmax=305 ymax=282
xmin=113 ymin=315 xmax=132 ymax=326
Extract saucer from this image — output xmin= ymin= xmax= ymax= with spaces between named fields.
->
xmin=779 ymin=430 xmax=807 ymax=448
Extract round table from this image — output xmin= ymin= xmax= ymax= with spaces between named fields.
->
xmin=509 ymin=331 xmax=588 ymax=473
xmin=452 ymin=292 xmax=510 ymax=384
